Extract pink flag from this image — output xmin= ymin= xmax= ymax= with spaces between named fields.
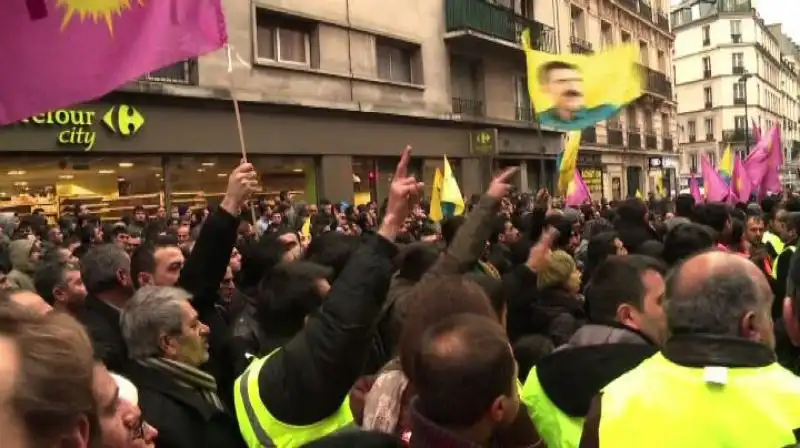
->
xmin=762 ymin=125 xmax=783 ymax=194
xmin=565 ymin=168 xmax=591 ymax=207
xmin=1 ymin=1 xmax=227 ymax=124
xmin=689 ymin=176 xmax=702 ymax=203
xmin=731 ymin=155 xmax=751 ymax=203
xmin=752 ymin=118 xmax=762 ymax=143
xmin=701 ymin=154 xmax=728 ymax=202
xmin=743 ymin=126 xmax=776 ymax=190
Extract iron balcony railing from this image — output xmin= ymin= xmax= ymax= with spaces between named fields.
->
xmin=718 ymin=0 xmax=752 ymax=13
xmin=705 ymin=101 xmax=713 ymax=109
xmin=638 ymin=64 xmax=672 ymax=98
xmin=445 ymin=0 xmax=557 ymax=53
xmin=733 ymin=97 xmax=747 ymax=105
xmin=618 ymin=0 xmax=638 ymax=13
xmin=140 ymin=60 xmax=195 ymax=84
xmin=628 ymin=127 xmax=642 ymax=149
xmin=663 ymin=137 xmax=674 ymax=152
xmin=733 ymin=65 xmax=745 ymax=75
xmin=722 ymin=128 xmax=747 ymax=141
xmin=645 ymin=133 xmax=658 ymax=149
xmin=452 ymin=97 xmax=485 ymax=117
xmin=703 ymin=69 xmax=712 ymax=79
xmin=705 ymin=134 xmax=714 ymax=141
xmin=570 ymin=35 xmax=594 ymax=54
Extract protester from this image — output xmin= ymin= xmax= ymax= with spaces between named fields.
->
xmin=34 ymin=259 xmax=86 ymax=315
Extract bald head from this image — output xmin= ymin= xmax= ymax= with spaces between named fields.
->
xmin=665 ymin=251 xmax=773 ymax=346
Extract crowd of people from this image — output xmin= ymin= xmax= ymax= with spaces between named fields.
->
xmin=3 ymin=147 xmax=800 ymax=447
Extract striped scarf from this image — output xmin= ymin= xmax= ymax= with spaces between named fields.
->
xmin=138 ymin=357 xmax=224 ymax=412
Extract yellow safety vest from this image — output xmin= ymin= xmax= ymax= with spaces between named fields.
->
xmin=233 ymin=351 xmax=354 ymax=448
xmin=764 ymin=231 xmax=785 ymax=255
xmin=521 ymin=366 xmax=583 ymax=448
xmin=597 ymin=353 xmax=800 ymax=447
xmin=772 ymin=245 xmax=796 ymax=279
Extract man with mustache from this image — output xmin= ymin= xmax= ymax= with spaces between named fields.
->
xmin=536 ymin=61 xmax=618 ymax=131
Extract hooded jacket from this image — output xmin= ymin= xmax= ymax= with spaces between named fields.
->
xmin=7 ymin=239 xmax=36 ymax=291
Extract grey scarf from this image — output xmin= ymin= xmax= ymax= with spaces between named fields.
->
xmin=138 ymin=357 xmax=224 ymax=412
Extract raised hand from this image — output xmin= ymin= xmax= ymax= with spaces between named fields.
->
xmin=379 ymin=146 xmax=424 ymax=241
xmin=221 ymin=161 xmax=259 ymax=216
xmin=486 ymin=166 xmax=520 ymax=200
xmin=527 ymin=226 xmax=559 ymax=273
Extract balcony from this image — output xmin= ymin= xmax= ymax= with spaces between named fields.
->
xmin=656 ymin=10 xmax=670 ymax=33
xmin=703 ymin=69 xmax=711 ymax=79
xmin=733 ymin=97 xmax=746 ymax=105
xmin=608 ymin=123 xmax=624 ymax=146
xmin=570 ymin=36 xmax=594 ymax=54
xmin=139 ymin=60 xmax=195 ymax=84
xmin=722 ymin=128 xmax=747 ymax=141
xmin=639 ymin=64 xmax=672 ymax=99
xmin=638 ymin=0 xmax=653 ymax=22
xmin=452 ymin=97 xmax=485 ymax=117
xmin=791 ymin=140 xmax=800 ymax=160
xmin=689 ymin=135 xmax=696 ymax=143
xmin=581 ymin=126 xmax=597 ymax=144
xmin=733 ymin=65 xmax=745 ymax=75
xmin=617 ymin=0 xmax=639 ymax=14
xmin=645 ymin=133 xmax=658 ymax=149
xmin=445 ymin=0 xmax=557 ymax=53
xmin=731 ymin=33 xmax=742 ymax=43
xmin=516 ymin=106 xmax=535 ymax=122
xmin=705 ymin=101 xmax=713 ymax=109
xmin=628 ymin=127 xmax=642 ymax=149
xmin=703 ymin=38 xmax=710 ymax=46
xmin=663 ymin=137 xmax=674 ymax=152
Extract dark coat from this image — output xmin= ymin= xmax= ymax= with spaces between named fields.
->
xmin=77 ymin=295 xmax=128 ymax=372
xmin=530 ymin=287 xmax=587 ymax=347
xmin=124 ymin=362 xmax=246 ymax=448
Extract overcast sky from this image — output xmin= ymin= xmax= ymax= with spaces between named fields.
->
xmin=670 ymin=0 xmax=800 ymax=42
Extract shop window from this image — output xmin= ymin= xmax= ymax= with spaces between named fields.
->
xmin=0 ymin=155 xmax=163 ymax=222
xmin=353 ymin=157 xmax=424 ymax=206
xmin=167 ymin=156 xmax=316 ymax=211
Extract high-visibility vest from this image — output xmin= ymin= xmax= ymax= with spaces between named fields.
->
xmin=772 ymin=245 xmax=796 ymax=279
xmin=596 ymin=353 xmax=800 ymax=447
xmin=233 ymin=351 xmax=354 ymax=448
xmin=764 ymin=231 xmax=785 ymax=255
xmin=521 ymin=366 xmax=583 ymax=448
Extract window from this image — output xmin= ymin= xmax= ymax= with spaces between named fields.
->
xmin=704 ymin=87 xmax=713 ymax=107
xmin=702 ymin=57 xmax=711 ymax=71
xmin=255 ymin=10 xmax=312 ymax=65
xmin=661 ymin=113 xmax=670 ymax=135
xmin=570 ymin=6 xmax=585 ymax=39
xmin=657 ymin=51 xmax=666 ymax=73
xmin=601 ymin=21 xmax=613 ymax=49
xmin=734 ymin=115 xmax=747 ymax=129
xmin=707 ymin=152 xmax=717 ymax=168
xmin=704 ymin=117 xmax=714 ymax=139
xmin=688 ymin=120 xmax=696 ymax=142
xmin=644 ymin=111 xmax=654 ymax=133
xmin=376 ymin=40 xmax=414 ymax=84
xmin=732 ymin=52 xmax=744 ymax=73
xmin=730 ymin=20 xmax=741 ymax=42
xmin=702 ymin=25 xmax=710 ymax=45
xmin=690 ymin=153 xmax=699 ymax=173
xmin=733 ymin=81 xmax=746 ymax=101
xmin=621 ymin=31 xmax=631 ymax=43
xmin=627 ymin=107 xmax=638 ymax=131
xmin=639 ymin=41 xmax=649 ymax=66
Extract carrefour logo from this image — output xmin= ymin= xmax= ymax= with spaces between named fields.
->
xmin=19 ymin=104 xmax=145 ymax=151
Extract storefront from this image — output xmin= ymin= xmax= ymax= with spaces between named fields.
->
xmin=0 ymin=92 xmax=563 ymax=221
xmin=577 ymin=152 xmax=604 ymax=201
xmin=662 ymin=156 xmax=680 ymax=198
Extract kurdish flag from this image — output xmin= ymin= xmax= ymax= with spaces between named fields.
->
xmin=430 ymin=156 xmax=464 ymax=222
xmin=1 ymin=0 xmax=228 ymax=124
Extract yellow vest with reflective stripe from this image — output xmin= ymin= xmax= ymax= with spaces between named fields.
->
xmin=233 ymin=351 xmax=354 ymax=448
xmin=598 ymin=353 xmax=800 ymax=447
xmin=772 ymin=245 xmax=796 ymax=279
xmin=764 ymin=231 xmax=785 ymax=255
xmin=521 ymin=366 xmax=583 ymax=448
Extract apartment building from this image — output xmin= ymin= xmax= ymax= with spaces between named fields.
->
xmin=672 ymin=0 xmax=800 ymax=187
xmin=558 ymin=0 xmax=678 ymax=200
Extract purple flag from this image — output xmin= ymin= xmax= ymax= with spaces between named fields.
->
xmin=732 ymin=155 xmax=752 ymax=203
xmin=701 ymin=154 xmax=728 ymax=202
xmin=743 ymin=127 xmax=775 ymax=190
xmin=762 ymin=125 xmax=783 ymax=194
xmin=1 ymin=0 xmax=228 ymax=124
xmin=689 ymin=176 xmax=702 ymax=203
xmin=565 ymin=169 xmax=591 ymax=207
xmin=752 ymin=118 xmax=762 ymax=143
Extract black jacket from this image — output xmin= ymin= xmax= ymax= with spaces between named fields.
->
xmin=124 ymin=361 xmax=246 ymax=448
xmin=178 ymin=206 xmax=241 ymax=406
xmin=77 ymin=295 xmax=127 ymax=372
xmin=257 ymin=233 xmax=397 ymax=425
xmin=530 ymin=287 xmax=587 ymax=347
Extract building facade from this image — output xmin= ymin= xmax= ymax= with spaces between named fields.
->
xmin=558 ymin=0 xmax=678 ymax=199
xmin=672 ymin=0 xmax=800 ymax=187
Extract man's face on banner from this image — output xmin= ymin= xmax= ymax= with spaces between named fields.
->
xmin=542 ymin=64 xmax=585 ymax=119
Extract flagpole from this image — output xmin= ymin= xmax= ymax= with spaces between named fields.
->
xmin=226 ymin=45 xmax=260 ymax=238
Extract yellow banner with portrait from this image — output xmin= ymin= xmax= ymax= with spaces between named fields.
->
xmin=521 ymin=29 xmax=643 ymax=131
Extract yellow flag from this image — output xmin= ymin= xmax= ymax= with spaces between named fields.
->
xmin=441 ymin=156 xmax=465 ymax=217
xmin=635 ymin=189 xmax=643 ymax=199
xmin=654 ymin=171 xmax=664 ymax=197
xmin=521 ymin=29 xmax=642 ymax=131
xmin=719 ymin=144 xmax=733 ymax=178
xmin=301 ymin=216 xmax=310 ymax=238
xmin=430 ymin=168 xmax=444 ymax=223
xmin=558 ymin=131 xmax=581 ymax=195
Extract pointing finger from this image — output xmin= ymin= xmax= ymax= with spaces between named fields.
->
xmin=394 ymin=145 xmax=411 ymax=180
xmin=494 ymin=166 xmax=520 ymax=183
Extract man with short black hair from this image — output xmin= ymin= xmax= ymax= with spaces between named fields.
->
xmin=410 ymin=313 xmax=519 ymax=447
xmin=582 ymin=251 xmax=800 ymax=447
xmin=536 ymin=60 xmax=617 ymax=130
xmin=664 ymin=193 xmax=694 ymax=232
xmin=522 ymin=255 xmax=666 ymax=447
xmin=34 ymin=260 xmax=86 ymax=315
